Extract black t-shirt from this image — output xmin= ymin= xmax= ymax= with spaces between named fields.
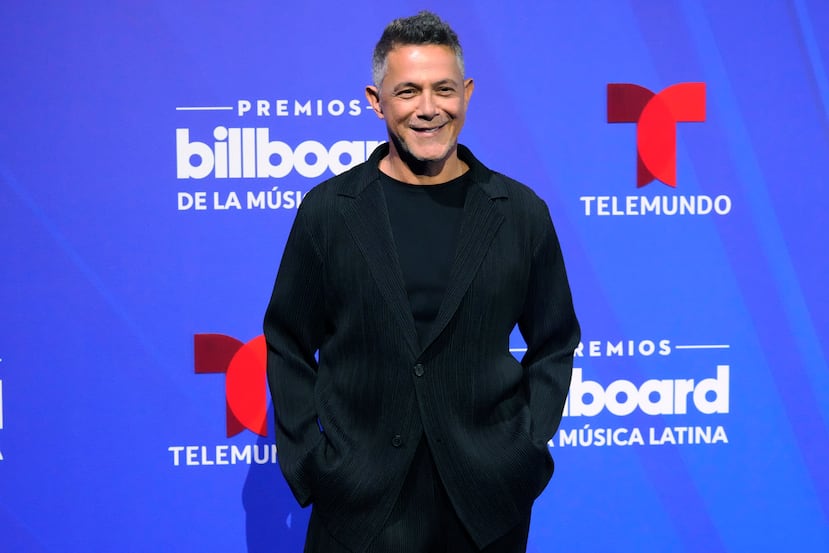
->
xmin=380 ymin=170 xmax=471 ymax=345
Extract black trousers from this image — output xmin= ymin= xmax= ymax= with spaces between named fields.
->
xmin=304 ymin=437 xmax=531 ymax=553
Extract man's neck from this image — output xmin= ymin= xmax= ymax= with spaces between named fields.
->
xmin=379 ymin=148 xmax=468 ymax=185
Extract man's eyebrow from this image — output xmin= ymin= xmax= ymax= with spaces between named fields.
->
xmin=392 ymin=82 xmax=421 ymax=91
xmin=432 ymin=79 xmax=457 ymax=87
xmin=391 ymin=79 xmax=459 ymax=92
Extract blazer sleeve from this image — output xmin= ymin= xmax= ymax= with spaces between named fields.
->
xmin=263 ymin=203 xmax=326 ymax=507
xmin=517 ymin=205 xmax=580 ymax=447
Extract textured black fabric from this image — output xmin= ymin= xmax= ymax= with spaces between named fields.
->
xmin=380 ymin=170 xmax=470 ymax=344
xmin=264 ymin=143 xmax=580 ymax=553
xmin=304 ymin=438 xmax=531 ymax=553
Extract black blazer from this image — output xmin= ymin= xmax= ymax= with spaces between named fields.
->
xmin=264 ymin=144 xmax=579 ymax=552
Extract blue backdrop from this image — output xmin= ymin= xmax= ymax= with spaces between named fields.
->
xmin=1 ymin=1 xmax=827 ymax=551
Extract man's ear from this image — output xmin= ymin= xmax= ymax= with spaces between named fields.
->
xmin=365 ymin=86 xmax=384 ymax=119
xmin=464 ymin=78 xmax=475 ymax=105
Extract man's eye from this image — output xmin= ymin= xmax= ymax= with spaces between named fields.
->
xmin=396 ymin=89 xmax=416 ymax=97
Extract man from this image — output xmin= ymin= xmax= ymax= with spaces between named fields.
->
xmin=264 ymin=11 xmax=579 ymax=553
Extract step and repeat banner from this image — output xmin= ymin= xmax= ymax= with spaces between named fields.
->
xmin=2 ymin=1 xmax=827 ymax=552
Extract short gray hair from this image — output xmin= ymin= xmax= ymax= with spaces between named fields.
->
xmin=371 ymin=11 xmax=465 ymax=88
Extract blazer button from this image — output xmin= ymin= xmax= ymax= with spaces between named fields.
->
xmin=413 ymin=363 xmax=425 ymax=377
xmin=391 ymin=434 xmax=403 ymax=447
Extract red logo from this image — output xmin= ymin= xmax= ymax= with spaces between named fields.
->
xmin=194 ymin=334 xmax=268 ymax=437
xmin=607 ymin=83 xmax=706 ymax=187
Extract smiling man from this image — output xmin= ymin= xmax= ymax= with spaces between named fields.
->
xmin=264 ymin=11 xmax=580 ymax=553
xmin=365 ymin=36 xmax=473 ymax=183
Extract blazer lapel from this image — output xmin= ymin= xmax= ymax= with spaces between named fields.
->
xmin=419 ymin=179 xmax=506 ymax=353
xmin=334 ymin=142 xmax=508 ymax=359
xmin=338 ymin=179 xmax=420 ymax=357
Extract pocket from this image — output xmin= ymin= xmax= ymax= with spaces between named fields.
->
xmin=311 ymin=433 xmax=345 ymax=479
xmin=309 ymin=433 xmax=352 ymax=505
xmin=518 ymin=430 xmax=554 ymax=497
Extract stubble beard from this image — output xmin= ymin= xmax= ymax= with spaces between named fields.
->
xmin=387 ymin=132 xmax=457 ymax=178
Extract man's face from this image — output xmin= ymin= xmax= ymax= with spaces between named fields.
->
xmin=367 ymin=44 xmax=474 ymax=166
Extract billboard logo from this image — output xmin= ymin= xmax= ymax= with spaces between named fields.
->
xmin=176 ymin=128 xmax=382 ymax=180
xmin=607 ymin=82 xmax=706 ymax=187
xmin=564 ymin=366 xmax=729 ymax=417
xmin=194 ymin=334 xmax=268 ymax=437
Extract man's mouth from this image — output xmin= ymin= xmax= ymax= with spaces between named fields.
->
xmin=411 ymin=122 xmax=447 ymax=134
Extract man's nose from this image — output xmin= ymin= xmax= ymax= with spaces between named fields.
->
xmin=415 ymin=92 xmax=439 ymax=118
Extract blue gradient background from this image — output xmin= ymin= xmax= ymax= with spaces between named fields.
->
xmin=1 ymin=1 xmax=827 ymax=551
